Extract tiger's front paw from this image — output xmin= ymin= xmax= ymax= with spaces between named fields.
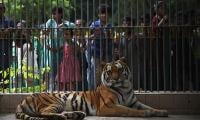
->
xmin=147 ymin=109 xmax=168 ymax=117
xmin=157 ymin=110 xmax=168 ymax=117
xmin=62 ymin=111 xmax=86 ymax=120
xmin=144 ymin=110 xmax=152 ymax=117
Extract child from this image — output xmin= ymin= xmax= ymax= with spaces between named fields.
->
xmin=57 ymin=30 xmax=82 ymax=91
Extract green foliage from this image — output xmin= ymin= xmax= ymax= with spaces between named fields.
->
xmin=0 ymin=84 xmax=46 ymax=93
xmin=3 ymin=0 xmax=71 ymax=26
xmin=2 ymin=0 xmax=199 ymax=26
xmin=0 ymin=65 xmax=51 ymax=93
xmin=0 ymin=65 xmax=50 ymax=80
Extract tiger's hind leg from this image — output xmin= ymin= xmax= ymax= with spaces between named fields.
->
xmin=131 ymin=101 xmax=168 ymax=117
xmin=39 ymin=104 xmax=67 ymax=120
xmin=61 ymin=111 xmax=86 ymax=120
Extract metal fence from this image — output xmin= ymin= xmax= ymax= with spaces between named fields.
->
xmin=0 ymin=0 xmax=200 ymax=93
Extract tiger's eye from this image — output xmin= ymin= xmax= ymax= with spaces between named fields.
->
xmin=118 ymin=68 xmax=123 ymax=73
xmin=107 ymin=71 xmax=112 ymax=75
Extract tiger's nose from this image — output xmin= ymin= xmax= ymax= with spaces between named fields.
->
xmin=112 ymin=72 xmax=119 ymax=80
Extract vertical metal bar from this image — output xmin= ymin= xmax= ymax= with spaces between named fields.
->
xmin=48 ymin=0 xmax=52 ymax=92
xmin=163 ymin=26 xmax=166 ymax=91
xmin=37 ymin=0 xmax=40 ymax=26
xmin=7 ymin=0 xmax=11 ymax=93
xmin=163 ymin=1 xmax=166 ymax=91
xmin=13 ymin=0 xmax=17 ymax=92
xmin=143 ymin=0 xmax=147 ymax=91
xmin=175 ymin=0 xmax=179 ymax=91
xmin=169 ymin=0 xmax=172 ymax=91
xmin=87 ymin=0 xmax=89 ymax=26
xmin=97 ymin=0 xmax=101 ymax=89
xmin=149 ymin=0 xmax=152 ymax=26
xmin=74 ymin=0 xmax=78 ymax=91
xmin=117 ymin=0 xmax=120 ymax=26
xmin=80 ymin=0 xmax=84 ymax=91
xmin=123 ymin=0 xmax=125 ymax=18
xmin=37 ymin=0 xmax=41 ymax=92
xmin=130 ymin=0 xmax=134 ymax=90
xmin=105 ymin=0 xmax=108 ymax=62
xmin=87 ymin=0 xmax=90 ymax=90
xmin=43 ymin=0 xmax=47 ymax=92
xmin=155 ymin=0 xmax=159 ymax=91
xmin=24 ymin=1 xmax=27 ymax=92
xmin=112 ymin=0 xmax=114 ymax=26
xmin=189 ymin=27 xmax=192 ymax=91
xmin=196 ymin=60 xmax=199 ymax=92
xmin=111 ymin=0 xmax=114 ymax=63
xmin=156 ymin=25 xmax=159 ymax=91
xmin=19 ymin=0 xmax=23 ymax=93
xmin=194 ymin=28 xmax=199 ymax=92
xmin=181 ymin=0 xmax=185 ymax=91
xmin=149 ymin=0 xmax=153 ymax=91
xmin=136 ymin=0 xmax=140 ymax=91
xmin=31 ymin=0 xmax=35 ymax=92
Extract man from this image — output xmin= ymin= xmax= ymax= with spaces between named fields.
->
xmin=74 ymin=19 xmax=88 ymax=90
xmin=86 ymin=4 xmax=112 ymax=90
xmin=0 ymin=2 xmax=14 ymax=88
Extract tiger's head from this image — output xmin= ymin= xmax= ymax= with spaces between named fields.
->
xmin=101 ymin=58 xmax=132 ymax=90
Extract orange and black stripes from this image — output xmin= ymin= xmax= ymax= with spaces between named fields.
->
xmin=15 ymin=59 xmax=168 ymax=119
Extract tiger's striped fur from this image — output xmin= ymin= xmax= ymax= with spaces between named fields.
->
xmin=16 ymin=58 xmax=168 ymax=120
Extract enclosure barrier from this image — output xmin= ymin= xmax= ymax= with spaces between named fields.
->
xmin=0 ymin=26 xmax=199 ymax=93
xmin=0 ymin=0 xmax=199 ymax=93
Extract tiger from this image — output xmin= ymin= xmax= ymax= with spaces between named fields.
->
xmin=16 ymin=58 xmax=168 ymax=120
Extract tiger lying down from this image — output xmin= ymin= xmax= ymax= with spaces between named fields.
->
xmin=16 ymin=58 xmax=168 ymax=120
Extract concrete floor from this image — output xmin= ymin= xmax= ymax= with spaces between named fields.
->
xmin=0 ymin=114 xmax=200 ymax=120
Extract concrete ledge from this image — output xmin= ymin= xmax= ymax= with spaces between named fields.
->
xmin=1 ymin=114 xmax=200 ymax=120
xmin=0 ymin=93 xmax=200 ymax=114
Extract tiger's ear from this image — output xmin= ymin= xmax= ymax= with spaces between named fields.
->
xmin=100 ymin=61 xmax=106 ymax=69
xmin=119 ymin=57 xmax=127 ymax=63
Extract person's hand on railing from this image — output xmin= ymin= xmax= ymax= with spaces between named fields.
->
xmin=158 ymin=15 xmax=168 ymax=27
xmin=94 ymin=28 xmax=101 ymax=35
xmin=58 ymin=23 xmax=64 ymax=28
xmin=46 ymin=45 xmax=63 ymax=53
xmin=0 ymin=27 xmax=13 ymax=39
xmin=4 ymin=27 xmax=13 ymax=33
xmin=46 ymin=45 xmax=53 ymax=51
xmin=42 ymin=29 xmax=50 ymax=36
xmin=88 ymin=28 xmax=101 ymax=39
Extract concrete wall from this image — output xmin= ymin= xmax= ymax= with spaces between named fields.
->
xmin=0 ymin=93 xmax=200 ymax=114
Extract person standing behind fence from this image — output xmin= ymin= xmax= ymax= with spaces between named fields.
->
xmin=11 ymin=21 xmax=27 ymax=88
xmin=74 ymin=19 xmax=88 ymax=90
xmin=44 ymin=7 xmax=65 ymax=91
xmin=57 ymin=29 xmax=82 ymax=91
xmin=0 ymin=2 xmax=14 ymax=88
xmin=86 ymin=4 xmax=112 ymax=90
xmin=119 ymin=17 xmax=135 ymax=58
xmin=22 ymin=36 xmax=39 ymax=87
xmin=152 ymin=1 xmax=168 ymax=90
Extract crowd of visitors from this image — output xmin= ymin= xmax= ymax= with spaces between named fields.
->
xmin=0 ymin=1 xmax=199 ymax=91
